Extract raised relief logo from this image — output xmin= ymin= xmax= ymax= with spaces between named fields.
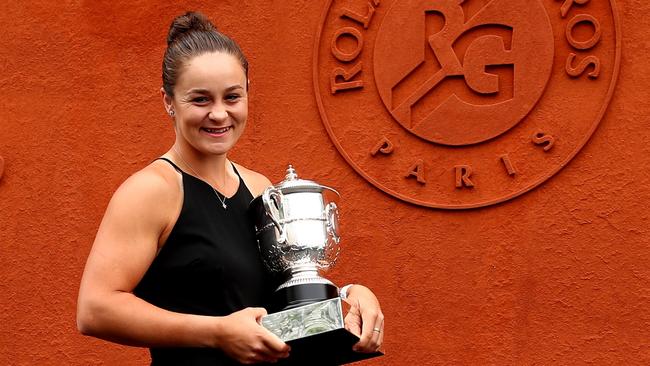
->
xmin=314 ymin=0 xmax=620 ymax=208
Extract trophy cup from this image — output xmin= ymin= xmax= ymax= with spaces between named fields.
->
xmin=248 ymin=165 xmax=382 ymax=365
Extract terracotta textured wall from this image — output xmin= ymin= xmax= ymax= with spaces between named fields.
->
xmin=1 ymin=1 xmax=648 ymax=365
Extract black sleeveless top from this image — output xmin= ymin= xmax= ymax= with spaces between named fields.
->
xmin=134 ymin=158 xmax=275 ymax=365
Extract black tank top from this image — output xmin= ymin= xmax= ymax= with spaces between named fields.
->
xmin=134 ymin=158 xmax=275 ymax=365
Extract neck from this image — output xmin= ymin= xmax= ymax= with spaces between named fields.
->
xmin=170 ymin=144 xmax=231 ymax=188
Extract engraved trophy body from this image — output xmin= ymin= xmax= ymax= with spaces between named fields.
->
xmin=248 ymin=166 xmax=381 ymax=365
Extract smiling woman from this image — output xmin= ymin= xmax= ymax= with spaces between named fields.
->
xmin=76 ymin=11 xmax=383 ymax=366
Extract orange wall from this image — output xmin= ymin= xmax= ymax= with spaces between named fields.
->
xmin=0 ymin=1 xmax=648 ymax=365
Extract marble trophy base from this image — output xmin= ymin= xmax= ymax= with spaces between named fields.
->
xmin=262 ymin=284 xmax=383 ymax=365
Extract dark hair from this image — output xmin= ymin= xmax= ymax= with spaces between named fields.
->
xmin=162 ymin=11 xmax=249 ymax=96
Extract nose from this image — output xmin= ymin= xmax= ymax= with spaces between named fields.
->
xmin=208 ymin=103 xmax=229 ymax=121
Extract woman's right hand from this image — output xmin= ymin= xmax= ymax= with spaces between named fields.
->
xmin=216 ymin=307 xmax=290 ymax=364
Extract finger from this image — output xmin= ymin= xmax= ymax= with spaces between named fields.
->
xmin=372 ymin=310 xmax=384 ymax=347
xmin=353 ymin=299 xmax=374 ymax=351
xmin=344 ymin=303 xmax=362 ymax=337
xmin=370 ymin=318 xmax=384 ymax=351
xmin=357 ymin=322 xmax=381 ymax=353
xmin=376 ymin=320 xmax=384 ymax=349
xmin=260 ymin=328 xmax=291 ymax=354
xmin=360 ymin=307 xmax=379 ymax=345
xmin=249 ymin=307 xmax=268 ymax=322
xmin=248 ymin=334 xmax=290 ymax=363
xmin=354 ymin=300 xmax=381 ymax=352
xmin=344 ymin=313 xmax=362 ymax=337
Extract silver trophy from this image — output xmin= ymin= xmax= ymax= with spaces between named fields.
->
xmin=248 ymin=165 xmax=381 ymax=365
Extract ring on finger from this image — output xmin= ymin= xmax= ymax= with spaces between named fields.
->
xmin=373 ymin=327 xmax=381 ymax=333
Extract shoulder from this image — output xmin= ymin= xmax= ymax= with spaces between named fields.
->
xmin=231 ymin=162 xmax=272 ymax=198
xmin=92 ymin=158 xmax=183 ymax=252
xmin=117 ymin=159 xmax=181 ymax=200
xmin=106 ymin=159 xmax=182 ymax=223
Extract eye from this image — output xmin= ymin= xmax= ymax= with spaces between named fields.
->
xmin=192 ymin=96 xmax=210 ymax=104
xmin=225 ymin=93 xmax=242 ymax=102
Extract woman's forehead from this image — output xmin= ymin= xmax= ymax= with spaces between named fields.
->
xmin=176 ymin=52 xmax=246 ymax=90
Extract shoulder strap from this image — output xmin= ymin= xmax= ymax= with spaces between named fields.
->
xmin=156 ymin=157 xmax=184 ymax=174
xmin=230 ymin=162 xmax=243 ymax=179
xmin=230 ymin=162 xmax=255 ymax=198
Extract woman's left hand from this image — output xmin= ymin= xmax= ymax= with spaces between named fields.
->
xmin=342 ymin=284 xmax=384 ymax=353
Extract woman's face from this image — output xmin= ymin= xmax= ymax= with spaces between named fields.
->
xmin=167 ymin=51 xmax=248 ymax=156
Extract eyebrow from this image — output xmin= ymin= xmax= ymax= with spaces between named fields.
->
xmin=186 ymin=85 xmax=244 ymax=94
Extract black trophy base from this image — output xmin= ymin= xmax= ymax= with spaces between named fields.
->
xmin=261 ymin=296 xmax=383 ymax=365
xmin=279 ymin=327 xmax=383 ymax=365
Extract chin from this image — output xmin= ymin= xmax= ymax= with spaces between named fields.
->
xmin=205 ymin=144 xmax=235 ymax=156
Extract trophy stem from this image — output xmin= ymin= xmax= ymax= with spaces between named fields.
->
xmin=277 ymin=264 xmax=335 ymax=291
xmin=271 ymin=264 xmax=338 ymax=312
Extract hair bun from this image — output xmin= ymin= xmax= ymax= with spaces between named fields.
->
xmin=167 ymin=11 xmax=217 ymax=46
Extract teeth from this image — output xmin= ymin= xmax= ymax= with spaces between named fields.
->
xmin=204 ymin=127 xmax=229 ymax=133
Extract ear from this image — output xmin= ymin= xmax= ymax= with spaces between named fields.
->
xmin=161 ymin=87 xmax=173 ymax=113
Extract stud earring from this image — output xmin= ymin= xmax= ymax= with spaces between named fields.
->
xmin=168 ymin=110 xmax=175 ymax=117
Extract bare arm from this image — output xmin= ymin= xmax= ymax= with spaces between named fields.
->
xmin=77 ymin=163 xmax=288 ymax=363
xmin=77 ymin=164 xmax=214 ymax=346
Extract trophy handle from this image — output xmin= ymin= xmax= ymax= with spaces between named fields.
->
xmin=325 ymin=202 xmax=340 ymax=244
xmin=319 ymin=184 xmax=340 ymax=198
xmin=262 ymin=186 xmax=287 ymax=244
xmin=324 ymin=201 xmax=341 ymax=268
xmin=322 ymin=185 xmax=341 ymax=243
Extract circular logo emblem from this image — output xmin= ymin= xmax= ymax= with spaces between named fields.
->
xmin=314 ymin=0 xmax=620 ymax=209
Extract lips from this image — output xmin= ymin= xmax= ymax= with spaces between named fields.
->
xmin=201 ymin=126 xmax=231 ymax=134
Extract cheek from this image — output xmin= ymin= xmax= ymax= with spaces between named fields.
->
xmin=238 ymin=99 xmax=249 ymax=117
xmin=236 ymin=108 xmax=248 ymax=123
xmin=183 ymin=111 xmax=206 ymax=123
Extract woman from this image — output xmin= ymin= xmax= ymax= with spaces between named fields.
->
xmin=77 ymin=11 xmax=384 ymax=365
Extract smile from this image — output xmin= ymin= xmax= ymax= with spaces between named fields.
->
xmin=201 ymin=126 xmax=231 ymax=134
